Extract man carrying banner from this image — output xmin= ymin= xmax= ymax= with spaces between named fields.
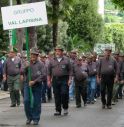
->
xmin=23 ymin=47 xmax=45 ymax=125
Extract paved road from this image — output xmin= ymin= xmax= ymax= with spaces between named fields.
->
xmin=0 ymin=98 xmax=124 ymax=127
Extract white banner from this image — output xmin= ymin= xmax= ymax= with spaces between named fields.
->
xmin=1 ymin=1 xmax=48 ymax=30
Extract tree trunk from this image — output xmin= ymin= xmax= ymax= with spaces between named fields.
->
xmin=15 ymin=0 xmax=25 ymax=53
xmin=28 ymin=27 xmax=37 ymax=48
xmin=16 ymin=29 xmax=25 ymax=52
xmin=51 ymin=0 xmax=60 ymax=48
xmin=52 ymin=22 xmax=58 ymax=48
xmin=16 ymin=0 xmax=21 ymax=4
xmin=27 ymin=0 xmax=43 ymax=48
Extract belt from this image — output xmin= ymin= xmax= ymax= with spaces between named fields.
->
xmin=8 ymin=74 xmax=20 ymax=77
xmin=53 ymin=76 xmax=69 ymax=80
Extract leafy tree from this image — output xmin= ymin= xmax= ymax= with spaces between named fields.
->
xmin=103 ymin=24 xmax=124 ymax=51
xmin=37 ymin=25 xmax=53 ymax=53
xmin=48 ymin=0 xmax=75 ymax=47
xmin=111 ymin=0 xmax=124 ymax=10
xmin=67 ymin=0 xmax=103 ymax=51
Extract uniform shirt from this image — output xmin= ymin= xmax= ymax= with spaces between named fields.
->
xmin=97 ymin=57 xmax=118 ymax=77
xmin=47 ymin=56 xmax=72 ymax=77
xmin=87 ymin=62 xmax=97 ymax=77
xmin=73 ymin=63 xmax=88 ymax=81
xmin=3 ymin=56 xmax=21 ymax=76
xmin=25 ymin=60 xmax=46 ymax=83
xmin=40 ymin=60 xmax=47 ymax=81
xmin=119 ymin=60 xmax=124 ymax=80
xmin=114 ymin=58 xmax=121 ymax=80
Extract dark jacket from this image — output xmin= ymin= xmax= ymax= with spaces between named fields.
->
xmin=97 ymin=57 xmax=118 ymax=77
xmin=4 ymin=56 xmax=21 ymax=76
xmin=47 ymin=56 xmax=72 ymax=77
xmin=73 ymin=63 xmax=88 ymax=82
xmin=25 ymin=60 xmax=46 ymax=84
xmin=87 ymin=62 xmax=97 ymax=77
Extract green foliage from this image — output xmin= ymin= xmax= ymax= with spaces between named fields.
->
xmin=0 ymin=26 xmax=9 ymax=51
xmin=111 ymin=0 xmax=124 ymax=10
xmin=67 ymin=35 xmax=92 ymax=53
xmin=0 ymin=0 xmax=9 ymax=7
xmin=67 ymin=0 xmax=103 ymax=52
xmin=105 ymin=14 xmax=122 ymax=23
xmin=37 ymin=25 xmax=53 ymax=53
xmin=105 ymin=0 xmax=116 ymax=10
xmin=105 ymin=0 xmax=124 ymax=23
xmin=103 ymin=23 xmax=124 ymax=51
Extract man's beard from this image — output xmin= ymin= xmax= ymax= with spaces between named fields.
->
xmin=56 ymin=55 xmax=62 ymax=58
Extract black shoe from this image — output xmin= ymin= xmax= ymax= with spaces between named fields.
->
xmin=107 ymin=106 xmax=112 ymax=109
xmin=102 ymin=105 xmax=106 ymax=109
xmin=10 ymin=104 xmax=16 ymax=107
xmin=87 ymin=101 xmax=91 ymax=104
xmin=33 ymin=121 xmax=39 ymax=125
xmin=26 ymin=119 xmax=32 ymax=125
xmin=54 ymin=111 xmax=61 ymax=116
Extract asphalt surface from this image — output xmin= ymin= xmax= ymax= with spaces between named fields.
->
xmin=0 ymin=98 xmax=124 ymax=127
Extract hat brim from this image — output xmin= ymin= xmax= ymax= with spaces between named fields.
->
xmin=30 ymin=52 xmax=39 ymax=55
xmin=82 ymin=56 xmax=86 ymax=58
xmin=9 ymin=50 xmax=17 ymax=53
xmin=105 ymin=49 xmax=112 ymax=51
xmin=54 ymin=48 xmax=63 ymax=51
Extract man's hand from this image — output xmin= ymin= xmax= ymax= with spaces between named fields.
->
xmin=3 ymin=75 xmax=7 ymax=81
xmin=25 ymin=61 xmax=29 ymax=68
xmin=20 ymin=75 xmax=24 ymax=82
xmin=68 ymin=80 xmax=71 ymax=87
xmin=29 ymin=81 xmax=35 ymax=86
xmin=47 ymin=80 xmax=51 ymax=88
xmin=97 ymin=77 xmax=101 ymax=84
xmin=120 ymin=80 xmax=124 ymax=84
xmin=114 ymin=77 xmax=118 ymax=83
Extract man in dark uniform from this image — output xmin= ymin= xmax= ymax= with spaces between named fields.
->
xmin=87 ymin=55 xmax=97 ymax=104
xmin=73 ymin=56 xmax=88 ymax=108
xmin=24 ymin=48 xmax=45 ymax=125
xmin=97 ymin=47 xmax=118 ymax=109
xmin=69 ymin=49 xmax=77 ymax=101
xmin=112 ymin=52 xmax=120 ymax=105
xmin=118 ymin=53 xmax=124 ymax=99
xmin=47 ymin=46 xmax=72 ymax=116
xmin=3 ymin=48 xmax=22 ymax=107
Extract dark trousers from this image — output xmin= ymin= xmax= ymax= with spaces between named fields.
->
xmin=41 ymin=81 xmax=47 ymax=102
xmin=47 ymin=86 xmax=52 ymax=101
xmin=52 ymin=77 xmax=69 ymax=113
xmin=101 ymin=75 xmax=114 ymax=106
xmin=24 ymin=83 xmax=42 ymax=122
xmin=118 ymin=84 xmax=124 ymax=98
xmin=41 ymin=81 xmax=52 ymax=102
xmin=75 ymin=80 xmax=87 ymax=106
xmin=95 ymin=83 xmax=101 ymax=98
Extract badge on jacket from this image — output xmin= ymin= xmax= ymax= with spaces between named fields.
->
xmin=37 ymin=71 xmax=41 ymax=75
xmin=61 ymin=65 xmax=66 ymax=69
